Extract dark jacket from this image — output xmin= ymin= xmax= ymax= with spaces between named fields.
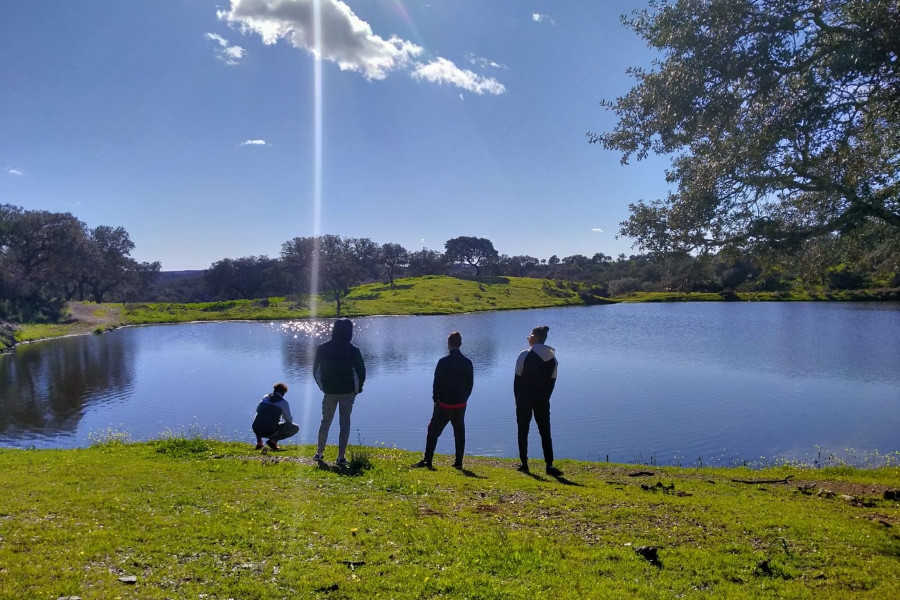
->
xmin=252 ymin=392 xmax=292 ymax=435
xmin=514 ymin=343 xmax=557 ymax=406
xmin=314 ymin=319 xmax=366 ymax=394
xmin=432 ymin=348 xmax=474 ymax=408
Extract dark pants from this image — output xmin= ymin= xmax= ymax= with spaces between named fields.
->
xmin=516 ymin=400 xmax=553 ymax=466
xmin=254 ymin=421 xmax=299 ymax=443
xmin=424 ymin=405 xmax=466 ymax=465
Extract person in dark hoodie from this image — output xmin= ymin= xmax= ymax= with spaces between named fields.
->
xmin=252 ymin=382 xmax=298 ymax=451
xmin=413 ymin=331 xmax=474 ymax=470
xmin=313 ymin=319 xmax=366 ymax=465
xmin=514 ymin=325 xmax=562 ymax=476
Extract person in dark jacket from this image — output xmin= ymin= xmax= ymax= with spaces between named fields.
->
xmin=313 ymin=319 xmax=366 ymax=465
xmin=514 ymin=325 xmax=562 ymax=476
xmin=413 ymin=331 xmax=474 ymax=470
xmin=252 ymin=382 xmax=298 ymax=451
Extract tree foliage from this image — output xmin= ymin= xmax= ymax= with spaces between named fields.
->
xmin=444 ymin=236 xmax=499 ymax=276
xmin=379 ymin=243 xmax=409 ymax=287
xmin=0 ymin=205 xmax=158 ymax=321
xmin=591 ymin=0 xmax=900 ymax=254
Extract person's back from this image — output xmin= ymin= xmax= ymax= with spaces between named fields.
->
xmin=314 ymin=320 xmax=365 ymax=394
xmin=434 ymin=349 xmax=473 ymax=407
xmin=515 ymin=346 xmax=557 ymax=403
xmin=253 ymin=396 xmax=283 ymax=433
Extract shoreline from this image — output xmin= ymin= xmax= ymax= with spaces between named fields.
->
xmin=4 ymin=278 xmax=899 ymax=353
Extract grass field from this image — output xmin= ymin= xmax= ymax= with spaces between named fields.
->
xmin=1 ymin=439 xmax=898 ymax=599
xmin=6 ymin=276 xmax=898 ymax=351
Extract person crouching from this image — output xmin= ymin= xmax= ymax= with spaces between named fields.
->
xmin=252 ymin=382 xmax=298 ymax=451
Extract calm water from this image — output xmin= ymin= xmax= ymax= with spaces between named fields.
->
xmin=2 ymin=303 xmax=898 ymax=465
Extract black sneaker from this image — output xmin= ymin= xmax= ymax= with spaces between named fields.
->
xmin=452 ymin=462 xmax=463 ymax=470
xmin=266 ymin=439 xmax=282 ymax=451
xmin=546 ymin=465 xmax=563 ymax=476
xmin=516 ymin=463 xmax=530 ymax=473
xmin=412 ymin=459 xmax=432 ymax=469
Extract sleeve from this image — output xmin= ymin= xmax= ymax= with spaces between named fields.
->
xmin=279 ymin=400 xmax=294 ymax=424
xmin=463 ymin=358 xmax=474 ymax=401
xmin=313 ymin=346 xmax=324 ymax=391
xmin=353 ymin=348 xmax=366 ymax=393
xmin=432 ymin=359 xmax=442 ymax=402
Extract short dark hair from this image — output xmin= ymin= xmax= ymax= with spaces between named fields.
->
xmin=531 ymin=325 xmax=549 ymax=344
xmin=273 ymin=382 xmax=288 ymax=395
xmin=448 ymin=331 xmax=462 ymax=349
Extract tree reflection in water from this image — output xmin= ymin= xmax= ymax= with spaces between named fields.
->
xmin=0 ymin=334 xmax=134 ymax=439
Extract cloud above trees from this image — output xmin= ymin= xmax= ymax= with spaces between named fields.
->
xmin=205 ymin=32 xmax=246 ymax=65
xmin=217 ymin=0 xmax=505 ymax=95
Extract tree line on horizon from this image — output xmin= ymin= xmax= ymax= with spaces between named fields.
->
xmin=2 ymin=202 xmax=897 ymax=323
xmin=0 ymin=204 xmax=160 ymax=323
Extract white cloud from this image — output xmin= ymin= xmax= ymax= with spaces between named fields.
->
xmin=240 ymin=139 xmax=268 ymax=146
xmin=465 ymin=52 xmax=507 ymax=71
xmin=592 ymin=228 xmax=604 ymax=232
xmin=206 ymin=32 xmax=246 ymax=65
xmin=218 ymin=0 xmax=505 ymax=94
xmin=6 ymin=168 xmax=23 ymax=176
xmin=532 ymin=13 xmax=554 ymax=25
xmin=411 ymin=58 xmax=506 ymax=95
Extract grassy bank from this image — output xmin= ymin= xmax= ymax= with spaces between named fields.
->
xmin=1 ymin=440 xmax=898 ymax=599
xmin=6 ymin=276 xmax=899 ymax=350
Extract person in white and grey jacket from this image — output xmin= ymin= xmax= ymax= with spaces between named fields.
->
xmin=514 ymin=325 xmax=562 ymax=476
xmin=251 ymin=382 xmax=298 ymax=451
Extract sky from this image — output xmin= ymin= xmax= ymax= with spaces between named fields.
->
xmin=1 ymin=0 xmax=672 ymax=271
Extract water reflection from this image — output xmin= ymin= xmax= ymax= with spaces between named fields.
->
xmin=1 ymin=302 xmax=897 ymax=464
xmin=0 ymin=333 xmax=135 ymax=439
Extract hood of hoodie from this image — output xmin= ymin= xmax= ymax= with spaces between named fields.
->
xmin=332 ymin=318 xmax=353 ymax=342
xmin=530 ymin=343 xmax=556 ymax=362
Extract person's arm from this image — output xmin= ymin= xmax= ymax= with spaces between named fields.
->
xmin=313 ymin=346 xmax=324 ymax=391
xmin=463 ymin=359 xmax=474 ymax=401
xmin=279 ymin=400 xmax=294 ymax=424
xmin=432 ymin=360 xmax=442 ymax=403
xmin=513 ymin=350 xmax=528 ymax=402
xmin=353 ymin=348 xmax=366 ymax=393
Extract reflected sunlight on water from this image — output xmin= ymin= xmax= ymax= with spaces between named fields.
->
xmin=2 ymin=302 xmax=898 ymax=466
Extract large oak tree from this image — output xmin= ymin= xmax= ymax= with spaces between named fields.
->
xmin=590 ymin=0 xmax=900 ymax=255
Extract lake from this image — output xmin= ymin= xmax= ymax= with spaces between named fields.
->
xmin=2 ymin=302 xmax=898 ymax=466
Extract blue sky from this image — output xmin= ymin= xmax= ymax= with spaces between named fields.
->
xmin=1 ymin=0 xmax=670 ymax=271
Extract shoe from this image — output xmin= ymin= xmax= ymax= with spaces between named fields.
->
xmin=255 ymin=443 xmax=264 ymax=450
xmin=336 ymin=457 xmax=348 ymax=467
xmin=412 ymin=459 xmax=432 ymax=469
xmin=452 ymin=462 xmax=463 ymax=470
xmin=546 ymin=466 xmax=563 ymax=476
xmin=313 ymin=453 xmax=323 ymax=461
xmin=266 ymin=439 xmax=282 ymax=451
xmin=516 ymin=463 xmax=530 ymax=473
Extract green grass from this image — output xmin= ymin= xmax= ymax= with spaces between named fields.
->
xmin=6 ymin=277 xmax=897 ymax=350
xmin=121 ymin=276 xmax=590 ymax=324
xmin=0 ymin=441 xmax=897 ymax=599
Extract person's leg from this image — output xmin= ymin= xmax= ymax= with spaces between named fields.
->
xmin=533 ymin=400 xmax=554 ymax=467
xmin=336 ymin=394 xmax=356 ymax=460
xmin=317 ymin=395 xmax=339 ymax=456
xmin=423 ymin=406 xmax=450 ymax=465
xmin=515 ymin=403 xmax=533 ymax=469
xmin=450 ymin=408 xmax=466 ymax=466
xmin=271 ymin=421 xmax=299 ymax=442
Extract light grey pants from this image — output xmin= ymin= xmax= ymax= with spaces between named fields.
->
xmin=316 ymin=393 xmax=356 ymax=459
